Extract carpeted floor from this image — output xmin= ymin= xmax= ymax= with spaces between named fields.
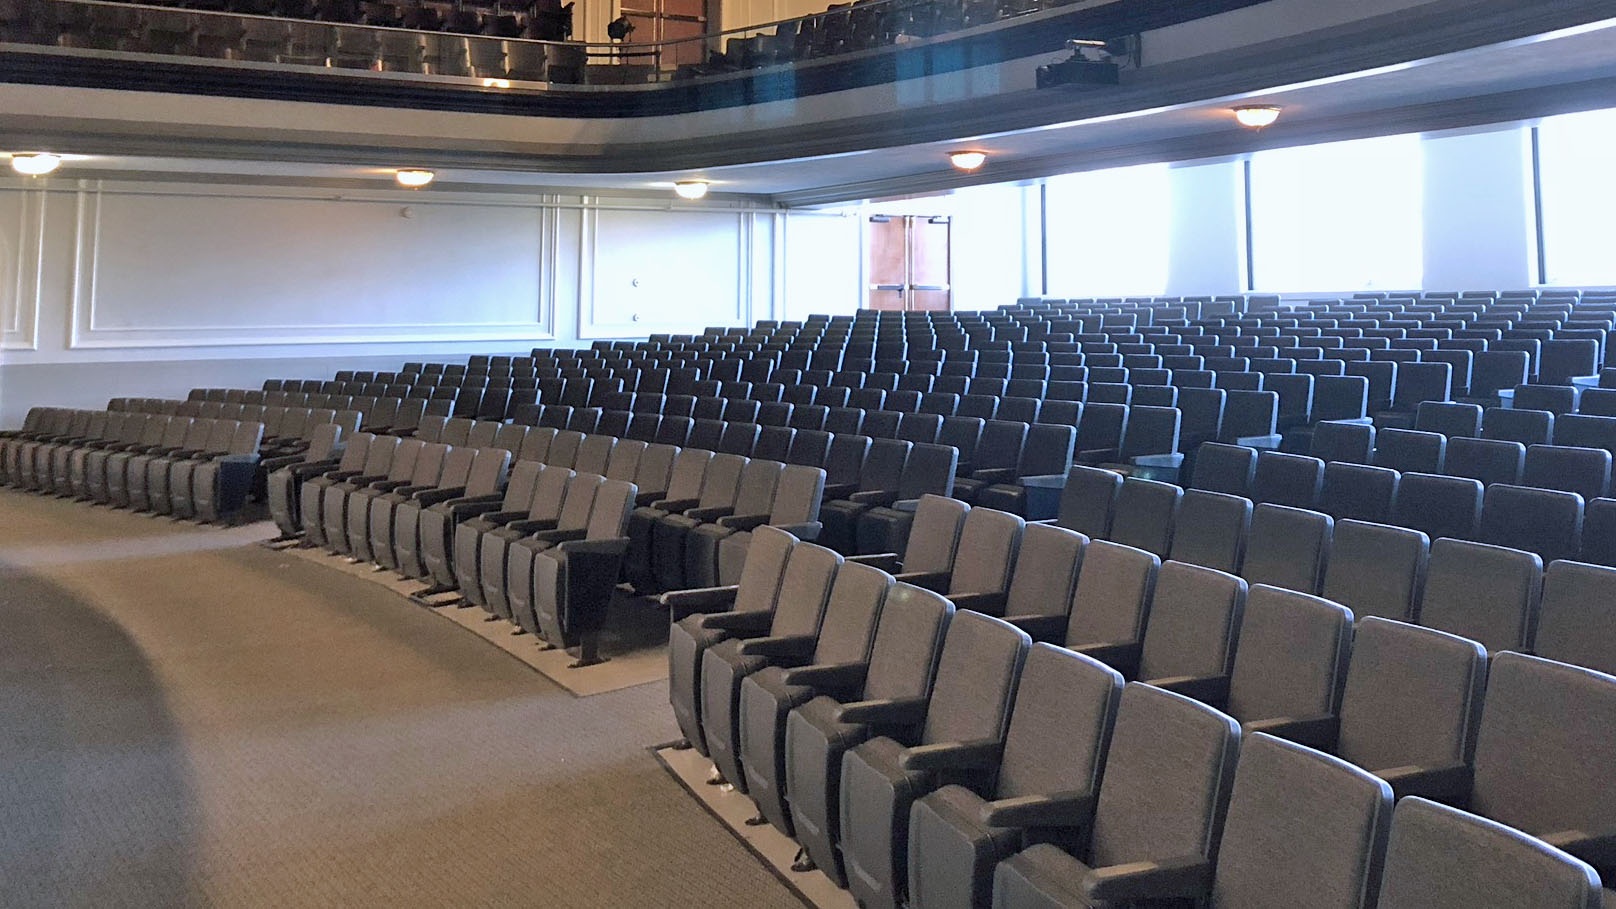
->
xmin=0 ymin=490 xmax=803 ymax=908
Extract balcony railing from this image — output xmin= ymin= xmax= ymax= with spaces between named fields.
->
xmin=0 ymin=0 xmax=1124 ymax=89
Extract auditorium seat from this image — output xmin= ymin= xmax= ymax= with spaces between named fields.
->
xmin=1189 ymin=441 xmax=1257 ymax=497
xmin=1251 ymin=450 xmax=1325 ymax=509
xmin=1391 ymin=472 xmax=1484 ymax=542
xmin=785 ymin=583 xmax=953 ymax=884
xmin=1321 ymin=520 xmax=1428 ymax=622
xmin=1481 ymin=406 xmax=1554 ymax=446
xmin=817 ymin=438 xmax=911 ymax=555
xmin=179 ymin=420 xmax=268 ymax=523
xmin=1319 ymin=461 xmax=1400 ymax=523
xmin=1523 ymin=443 xmax=1611 ymax=500
xmin=838 ymin=610 xmax=1030 ymax=909
xmin=1052 ymin=464 xmax=1121 ymax=539
xmin=1135 ymin=561 xmax=1247 ymax=700
xmin=417 ymin=456 xmax=542 ymax=598
xmin=1444 ymin=437 xmax=1526 ymax=487
xmin=654 ymin=457 xmax=781 ymax=592
xmin=1310 ymin=420 xmax=1375 ymax=464
xmin=685 ymin=463 xmax=823 ymax=589
xmin=1107 ymin=476 xmax=1181 ymax=558
xmin=1533 ymin=560 xmax=1616 ymax=676
xmin=1417 ymin=538 xmax=1543 ymax=653
xmin=302 ymin=433 xmax=398 ymax=549
xmin=623 ymin=449 xmax=716 ymax=592
xmin=526 ymin=478 xmax=639 ymax=662
xmin=852 ymin=443 xmax=960 ymax=556
xmin=1166 ymin=489 xmax=1251 ymax=573
xmin=1242 ymin=503 xmax=1333 ymax=595
xmin=991 ymin=683 xmax=1239 ymax=909
xmin=1478 ymin=483 xmax=1583 ymax=565
xmin=1415 ymin=400 xmax=1484 ymax=438
xmin=1374 ymin=427 xmax=1447 ymax=474
xmin=357 ymin=441 xmax=453 ymax=568
xmin=696 ymin=539 xmax=841 ymax=790
xmin=1377 ymin=797 xmax=1606 ymax=909
xmin=391 ymin=446 xmax=510 ymax=580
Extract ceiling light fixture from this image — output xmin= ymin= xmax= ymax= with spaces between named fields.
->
xmin=1232 ymin=105 xmax=1281 ymax=129
xmin=11 ymin=153 xmax=62 ymax=176
xmin=948 ymin=150 xmax=987 ymax=172
xmin=674 ymin=180 xmax=710 ymax=200
xmin=395 ymin=168 xmax=435 ymax=188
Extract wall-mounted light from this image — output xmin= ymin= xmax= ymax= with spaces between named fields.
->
xmin=1232 ymin=105 xmax=1281 ymax=129
xmin=11 ymin=153 xmax=62 ymax=176
xmin=395 ymin=168 xmax=435 ymax=188
xmin=948 ymin=150 xmax=987 ymax=172
xmin=674 ymin=180 xmax=710 ymax=200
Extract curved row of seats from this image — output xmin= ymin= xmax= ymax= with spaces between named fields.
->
xmin=662 ymin=520 xmax=1616 ymax=908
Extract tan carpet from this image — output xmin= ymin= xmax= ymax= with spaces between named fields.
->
xmin=0 ymin=490 xmax=804 ymax=909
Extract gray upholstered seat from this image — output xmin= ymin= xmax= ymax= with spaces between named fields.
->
xmin=394 ymin=447 xmax=511 ymax=581
xmin=339 ymin=439 xmax=434 ymax=560
xmin=526 ymin=479 xmax=640 ymax=662
xmin=1190 ymin=442 xmax=1258 ymax=497
xmin=304 ymin=433 xmax=397 ymax=548
xmin=695 ymin=541 xmax=841 ymax=790
xmin=1136 ymin=561 xmax=1248 ymax=700
xmin=1108 ymin=476 xmax=1182 ymax=558
xmin=1478 ymin=483 xmax=1585 ymax=565
xmin=185 ymin=420 xmax=267 ymax=523
xmin=1534 ymin=560 xmax=1616 ymax=676
xmin=504 ymin=474 xmax=603 ymax=634
xmin=415 ymin=458 xmax=543 ymax=598
xmin=991 ymin=683 xmax=1241 ymax=909
xmin=270 ymin=426 xmax=360 ymax=539
xmin=1189 ymin=733 xmax=1394 ymax=908
xmin=1058 ymin=540 xmax=1159 ymax=678
xmin=1167 ymin=489 xmax=1253 ymax=574
xmin=1054 ymin=464 xmax=1122 ymax=539
xmin=737 ymin=561 xmax=893 ymax=835
xmin=622 ymin=447 xmax=713 ymax=592
xmin=838 ymin=610 xmax=1031 ymax=909
xmin=654 ymin=457 xmax=779 ymax=592
xmin=1241 ymin=503 xmax=1335 ymax=595
xmin=1225 ymin=586 xmax=1354 ymax=736
xmin=1378 ymin=797 xmax=1605 ymax=909
xmin=906 ymin=645 xmax=1122 ymax=909
xmin=1417 ymin=538 xmax=1543 ymax=653
xmin=444 ymin=459 xmax=546 ymax=609
xmin=475 ymin=465 xmax=576 ymax=619
xmin=1321 ymin=519 xmax=1429 ymax=622
xmin=973 ymin=523 xmax=1086 ymax=641
xmin=662 ymin=525 xmax=795 ymax=756
xmin=785 ymin=583 xmax=953 ymax=886
xmin=686 ymin=464 xmax=825 ymax=589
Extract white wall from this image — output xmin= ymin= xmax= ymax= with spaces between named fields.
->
xmin=1421 ymin=127 xmax=1537 ymax=291
xmin=1164 ymin=159 xmax=1246 ymax=296
xmin=0 ymin=179 xmax=857 ymax=427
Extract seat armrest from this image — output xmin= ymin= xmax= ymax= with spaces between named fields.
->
xmin=1143 ymin=673 xmax=1230 ymax=706
xmin=1075 ymin=448 xmax=1119 ymax=465
xmin=480 ymin=509 xmax=531 ymax=525
xmin=1083 ymin=855 xmax=1215 ymax=903
xmin=892 ymin=569 xmax=951 ymax=593
xmin=554 ymin=537 xmax=630 ymax=558
xmin=653 ymin=496 xmax=699 ymax=511
xmin=1001 ymin=613 xmax=1068 ymax=643
xmin=780 ymin=661 xmax=867 ymax=693
xmin=683 ymin=504 xmax=735 ymax=523
xmin=822 ymin=482 xmax=858 ymax=499
xmin=844 ymin=552 xmax=901 ymax=572
xmin=1130 ymin=453 xmax=1185 ymax=469
xmin=504 ymin=517 xmax=559 ymax=534
xmin=1375 ymin=763 xmax=1473 ymax=804
xmin=947 ymin=591 xmax=1009 ymax=616
xmin=900 ymin=738 xmax=1002 ymax=772
xmin=979 ymin=790 xmax=1097 ymax=829
xmin=848 ymin=489 xmax=897 ymax=506
xmin=1539 ymin=829 xmax=1616 ymax=871
xmin=700 ymin=610 xmax=776 ymax=634
xmin=440 ymin=492 xmax=505 ymax=509
xmin=361 ymin=476 xmax=404 ymax=489
xmin=168 ymin=448 xmax=204 ymax=459
xmin=833 ymin=695 xmax=928 ymax=727
xmin=738 ymin=633 xmax=816 ymax=660
xmin=774 ymin=521 xmax=823 ymax=541
xmin=1016 ymin=473 xmax=1068 ymax=488
xmin=635 ymin=489 xmax=666 ymax=506
xmin=412 ymin=485 xmax=467 ymax=504
xmin=449 ymin=500 xmax=507 ymax=520
xmin=969 ymin=467 xmax=1018 ymax=484
xmin=530 ymin=527 xmax=587 ymax=544
xmin=658 ymin=584 xmax=740 ymax=616
xmin=1242 ymin=715 xmax=1340 ymax=752
xmin=716 ymin=513 xmax=770 ymax=530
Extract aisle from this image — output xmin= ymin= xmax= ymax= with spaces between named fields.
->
xmin=0 ymin=491 xmax=801 ymax=909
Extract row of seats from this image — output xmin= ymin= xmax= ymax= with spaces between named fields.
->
xmin=1175 ymin=441 xmax=1616 ymax=567
xmin=662 ymin=522 xmax=1616 ymax=908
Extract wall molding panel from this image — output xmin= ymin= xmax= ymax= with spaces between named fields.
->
xmin=0 ymin=188 xmax=44 ymax=351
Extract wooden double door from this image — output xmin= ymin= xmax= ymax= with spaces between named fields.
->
xmin=866 ymin=214 xmax=952 ymax=312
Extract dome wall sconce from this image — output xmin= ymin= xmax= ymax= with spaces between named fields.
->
xmin=948 ymin=151 xmax=987 ymax=171
xmin=11 ymin=153 xmax=62 ymax=176
xmin=1233 ymin=105 xmax=1282 ymax=129
xmin=674 ymin=180 xmax=710 ymax=200
xmin=395 ymin=168 xmax=435 ymax=188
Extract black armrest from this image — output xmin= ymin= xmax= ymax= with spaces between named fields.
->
xmin=969 ymin=467 xmax=1018 ymax=484
xmin=683 ymin=504 xmax=735 ymax=523
xmin=1083 ymin=855 xmax=1214 ymax=903
xmin=448 ymin=500 xmax=507 ymax=520
xmin=1068 ymin=641 xmax=1141 ymax=675
xmin=635 ymin=489 xmax=667 ymax=506
xmin=822 ymin=482 xmax=858 ymax=499
xmin=947 ymin=591 xmax=1009 ymax=616
xmin=780 ymin=661 xmax=868 ymax=693
xmin=658 ymin=584 xmax=740 ymax=617
xmin=504 ymin=517 xmax=559 ymax=534
xmin=979 ymin=790 xmax=1096 ymax=828
xmin=1076 ymin=448 xmax=1120 ymax=465
xmin=412 ymin=485 xmax=467 ymax=505
xmin=900 ymin=738 xmax=1002 ymax=772
xmin=529 ymin=527 xmax=587 ymax=545
xmin=834 ymin=695 xmax=928 ymax=727
xmin=654 ymin=496 xmax=700 ymax=511
xmin=1242 ymin=715 xmax=1340 ymax=752
xmin=716 ymin=513 xmax=770 ymax=531
xmin=1002 ymin=614 xmax=1068 ymax=642
xmin=1539 ymin=829 xmax=1616 ymax=871
xmin=1375 ymin=763 xmax=1473 ymax=803
xmin=893 ymin=569 xmax=951 ymax=593
xmin=439 ymin=492 xmax=505 ymax=510
xmin=1018 ymin=473 xmax=1067 ymax=490
xmin=1143 ymin=673 xmax=1230 ymax=706
xmin=848 ymin=489 xmax=898 ymax=507
xmin=554 ymin=537 xmax=630 ymax=558
xmin=700 ymin=609 xmax=776 ymax=634
xmin=478 ymin=509 xmax=531 ymax=525
xmin=844 ymin=552 xmax=901 ymax=572
xmin=738 ymin=633 xmax=816 ymax=660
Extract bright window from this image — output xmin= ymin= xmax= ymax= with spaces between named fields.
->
xmin=1537 ymin=107 xmax=1616 ymax=286
xmin=1249 ymin=134 xmax=1424 ymax=293
xmin=1043 ymin=163 xmax=1170 ymax=297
